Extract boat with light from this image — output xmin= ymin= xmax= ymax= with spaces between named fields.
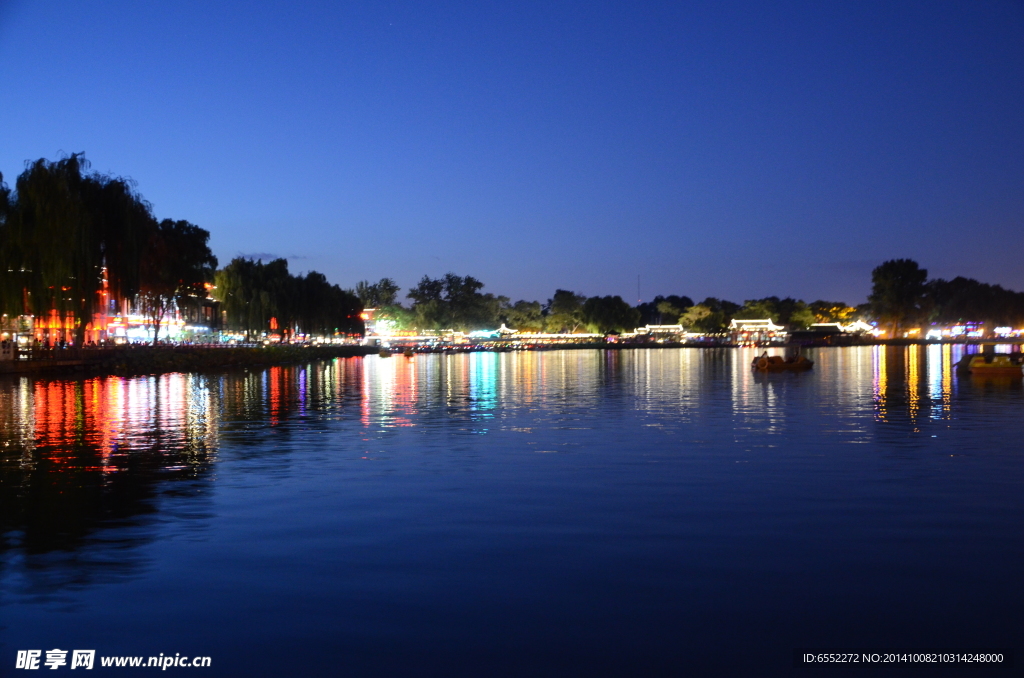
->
xmin=752 ymin=354 xmax=813 ymax=372
xmin=955 ymin=350 xmax=1023 ymax=377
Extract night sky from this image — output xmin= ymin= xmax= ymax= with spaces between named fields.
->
xmin=1 ymin=1 xmax=1021 ymax=306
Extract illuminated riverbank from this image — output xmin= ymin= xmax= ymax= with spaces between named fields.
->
xmin=0 ymin=344 xmax=379 ymax=377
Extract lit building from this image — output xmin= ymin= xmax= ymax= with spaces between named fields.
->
xmin=729 ymin=319 xmax=786 ymax=345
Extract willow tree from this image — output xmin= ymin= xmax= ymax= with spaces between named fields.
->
xmin=8 ymin=155 xmax=94 ymax=342
xmin=83 ymin=175 xmax=155 ymax=314
xmin=214 ymin=257 xmax=284 ymax=341
xmin=215 ymin=258 xmax=362 ymax=340
xmin=138 ymin=219 xmax=217 ymax=344
xmin=1 ymin=154 xmax=156 ymax=343
xmin=295 ymin=271 xmax=362 ymax=337
xmin=0 ymin=172 xmax=15 ymax=317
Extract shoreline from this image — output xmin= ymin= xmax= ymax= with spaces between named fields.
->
xmin=0 ymin=344 xmax=380 ymax=378
xmin=1 ymin=339 xmax=1019 ymax=380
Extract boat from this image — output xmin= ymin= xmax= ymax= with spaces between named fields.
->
xmin=955 ymin=351 xmax=1023 ymax=377
xmin=379 ymin=348 xmax=392 ymax=358
xmin=402 ymin=348 xmax=415 ymax=357
xmin=752 ymin=354 xmax=813 ymax=372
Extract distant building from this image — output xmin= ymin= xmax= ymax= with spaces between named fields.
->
xmin=729 ymin=319 xmax=785 ymax=345
xmin=635 ymin=324 xmax=684 ymax=335
xmin=789 ymin=320 xmax=876 ymax=345
xmin=810 ymin=321 xmax=874 ymax=334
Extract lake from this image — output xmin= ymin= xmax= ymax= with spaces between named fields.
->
xmin=1 ymin=346 xmax=1021 ymax=676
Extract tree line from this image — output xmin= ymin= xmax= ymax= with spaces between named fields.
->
xmin=5 ymin=156 xmax=1022 ymax=343
xmin=0 ymin=154 xmax=361 ymax=343
xmin=0 ymin=154 xmax=218 ymax=343
xmin=353 ymin=275 xmax=860 ymax=335
xmin=360 ymin=261 xmax=1024 ymax=337
xmin=869 ymin=259 xmax=1024 ymax=335
xmin=214 ymin=258 xmax=361 ymax=341
xmin=354 ymin=276 xmax=641 ymax=334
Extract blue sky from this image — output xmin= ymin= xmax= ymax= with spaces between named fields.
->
xmin=1 ymin=0 xmax=1021 ymax=305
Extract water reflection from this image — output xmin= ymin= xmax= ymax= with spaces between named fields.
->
xmin=0 ymin=374 xmax=219 ymax=597
xmin=0 ymin=359 xmax=371 ymax=595
xmin=871 ymin=344 xmax=1024 ymax=423
xmin=2 ymin=347 xmax=1019 ymax=599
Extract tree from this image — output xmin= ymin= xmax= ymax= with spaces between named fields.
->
xmin=8 ymin=155 xmax=94 ymax=343
xmin=738 ymin=296 xmax=815 ymax=329
xmin=784 ymin=301 xmax=816 ymax=330
xmin=737 ymin=297 xmax=779 ymax=321
xmin=81 ymin=174 xmax=154 ymax=315
xmin=581 ymin=295 xmax=640 ymax=334
xmin=810 ymin=301 xmax=856 ymax=323
xmin=0 ymin=172 xmax=8 ymax=220
xmin=545 ymin=289 xmax=588 ymax=333
xmin=656 ymin=300 xmax=683 ymax=322
xmin=355 ymin=278 xmax=400 ymax=308
xmin=214 ymin=257 xmax=289 ymax=340
xmin=679 ymin=304 xmax=711 ymax=331
xmin=407 ymin=276 xmax=447 ymax=330
xmin=215 ymin=258 xmax=264 ymax=341
xmin=372 ymin=302 xmax=413 ymax=332
xmin=407 ymin=273 xmax=501 ymax=331
xmin=1 ymin=154 xmax=156 ymax=343
xmin=636 ymin=295 xmax=693 ymax=325
xmin=680 ymin=297 xmax=739 ymax=332
xmin=295 ymin=271 xmax=362 ymax=337
xmin=500 ymin=300 xmax=544 ymax=332
xmin=215 ymin=258 xmax=362 ymax=340
xmin=0 ymin=171 xmax=14 ymax=316
xmin=261 ymin=258 xmax=295 ymax=335
xmin=926 ymin=277 xmax=1024 ymax=327
xmin=868 ymin=259 xmax=927 ymax=335
xmin=355 ymin=278 xmax=405 ymax=330
xmin=138 ymin=220 xmax=217 ymax=344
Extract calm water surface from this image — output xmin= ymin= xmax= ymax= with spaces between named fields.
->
xmin=1 ymin=347 xmax=1022 ymax=676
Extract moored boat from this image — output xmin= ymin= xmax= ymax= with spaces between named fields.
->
xmin=752 ymin=354 xmax=813 ymax=372
xmin=955 ymin=352 xmax=1023 ymax=377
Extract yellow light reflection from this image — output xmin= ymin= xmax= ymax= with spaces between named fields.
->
xmin=873 ymin=345 xmax=887 ymax=421
xmin=942 ymin=344 xmax=952 ymax=416
xmin=907 ymin=344 xmax=920 ymax=422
